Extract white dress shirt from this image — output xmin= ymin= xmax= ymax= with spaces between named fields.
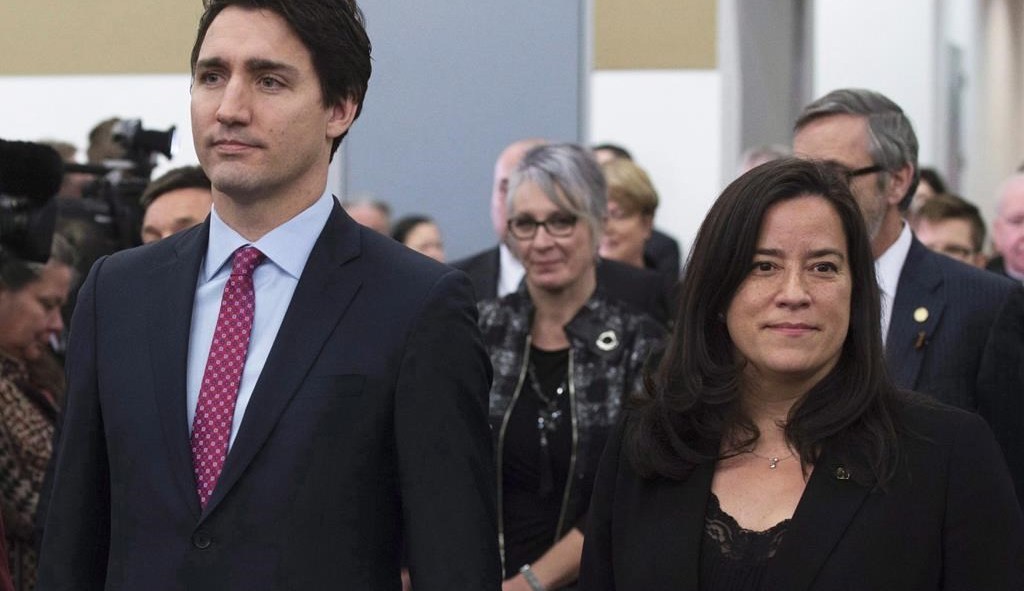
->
xmin=875 ymin=222 xmax=913 ymax=346
xmin=186 ymin=189 xmax=334 ymax=448
xmin=498 ymin=241 xmax=525 ymax=297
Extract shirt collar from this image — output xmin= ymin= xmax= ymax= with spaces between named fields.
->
xmin=203 ymin=188 xmax=335 ymax=282
xmin=875 ymin=221 xmax=913 ymax=299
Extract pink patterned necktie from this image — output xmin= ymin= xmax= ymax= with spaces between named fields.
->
xmin=191 ymin=245 xmax=265 ymax=508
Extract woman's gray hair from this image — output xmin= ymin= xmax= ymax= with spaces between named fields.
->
xmin=506 ymin=143 xmax=606 ymax=250
xmin=795 ymin=88 xmax=920 ymax=209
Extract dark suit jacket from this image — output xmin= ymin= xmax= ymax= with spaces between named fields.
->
xmin=451 ymin=246 xmax=672 ymax=326
xmin=887 ymin=237 xmax=1024 ymax=503
xmin=37 ymin=205 xmax=501 ymax=590
xmin=579 ymin=400 xmax=1024 ymax=590
xmin=642 ymin=228 xmax=682 ymax=279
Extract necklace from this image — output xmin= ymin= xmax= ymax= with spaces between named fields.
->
xmin=526 ymin=360 xmax=567 ymax=497
xmin=746 ymin=448 xmax=795 ymax=470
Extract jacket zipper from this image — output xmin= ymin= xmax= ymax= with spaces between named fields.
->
xmin=496 ymin=334 xmax=533 ymax=573
xmin=553 ymin=349 xmax=578 ymax=543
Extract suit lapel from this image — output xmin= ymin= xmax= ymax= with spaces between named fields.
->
xmin=149 ymin=224 xmax=209 ymax=519
xmin=764 ymin=453 xmax=871 ymax=590
xmin=886 ymin=238 xmax=945 ymax=390
xmin=200 ymin=204 xmax=363 ymax=519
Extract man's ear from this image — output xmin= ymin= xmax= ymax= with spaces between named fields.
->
xmin=327 ymin=97 xmax=359 ymax=140
xmin=886 ymin=162 xmax=914 ymax=206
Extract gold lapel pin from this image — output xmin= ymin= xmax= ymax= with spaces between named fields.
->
xmin=913 ymin=307 xmax=929 ymax=323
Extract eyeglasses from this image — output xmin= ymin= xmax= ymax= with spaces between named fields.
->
xmin=828 ymin=163 xmax=885 ymax=183
xmin=507 ymin=213 xmax=578 ymax=239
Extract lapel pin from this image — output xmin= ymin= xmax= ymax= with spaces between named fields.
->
xmin=596 ymin=330 xmax=619 ymax=352
xmin=914 ymin=331 xmax=927 ymax=350
xmin=913 ymin=307 xmax=929 ymax=323
xmin=834 ymin=466 xmax=850 ymax=480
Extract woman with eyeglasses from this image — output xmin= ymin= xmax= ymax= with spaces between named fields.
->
xmin=477 ymin=143 xmax=665 ymax=591
xmin=598 ymin=159 xmax=659 ymax=272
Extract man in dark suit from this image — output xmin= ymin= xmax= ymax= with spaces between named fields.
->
xmin=453 ymin=139 xmax=672 ymax=325
xmin=794 ymin=88 xmax=1024 ymax=504
xmin=36 ymin=1 xmax=500 ymax=589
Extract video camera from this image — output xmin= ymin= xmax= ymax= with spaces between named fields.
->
xmin=62 ymin=118 xmax=177 ymax=252
xmin=0 ymin=139 xmax=64 ymax=263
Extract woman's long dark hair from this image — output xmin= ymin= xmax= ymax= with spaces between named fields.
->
xmin=626 ymin=158 xmax=901 ymax=487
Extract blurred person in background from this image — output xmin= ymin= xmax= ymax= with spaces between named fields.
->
xmin=989 ymin=173 xmax=1024 ymax=282
xmin=909 ymin=166 xmax=949 ymax=214
xmin=391 ymin=215 xmax=445 ymax=263
xmin=736 ymin=144 xmax=791 ymax=176
xmin=341 ymin=195 xmax=391 ymax=234
xmin=590 ymin=143 xmax=681 ymax=278
xmin=908 ymin=193 xmax=987 ymax=268
xmin=599 ymin=159 xmax=658 ymax=271
xmin=0 ymin=238 xmax=75 ymax=590
xmin=479 ymin=144 xmax=665 ymax=590
xmin=139 ymin=166 xmax=213 ymax=244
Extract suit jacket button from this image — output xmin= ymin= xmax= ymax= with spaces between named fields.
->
xmin=192 ymin=532 xmax=212 ymax=549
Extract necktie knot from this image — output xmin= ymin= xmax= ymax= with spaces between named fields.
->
xmin=231 ymin=246 xmax=265 ymax=278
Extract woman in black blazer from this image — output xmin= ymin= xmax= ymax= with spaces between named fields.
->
xmin=579 ymin=159 xmax=1024 ymax=590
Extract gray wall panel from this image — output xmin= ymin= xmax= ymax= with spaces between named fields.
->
xmin=340 ymin=1 xmax=584 ymax=259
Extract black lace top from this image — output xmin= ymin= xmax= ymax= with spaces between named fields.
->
xmin=699 ymin=492 xmax=790 ymax=590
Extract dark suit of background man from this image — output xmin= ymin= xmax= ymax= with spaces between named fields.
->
xmin=793 ymin=88 xmax=1024 ymax=505
xmin=36 ymin=0 xmax=501 ymax=589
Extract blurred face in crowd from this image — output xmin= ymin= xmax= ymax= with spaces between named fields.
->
xmin=191 ymin=6 xmax=354 ymax=204
xmin=599 ymin=198 xmax=652 ymax=268
xmin=0 ymin=262 xmax=73 ymax=362
xmin=508 ymin=181 xmax=596 ymax=294
xmin=993 ymin=176 xmax=1024 ymax=276
xmin=345 ymin=202 xmax=391 ymax=234
xmin=794 ymin=114 xmax=910 ymax=257
xmin=913 ymin=217 xmax=984 ymax=267
xmin=402 ymin=221 xmax=446 ymax=263
xmin=726 ymin=195 xmax=851 ymax=394
xmin=492 ymin=140 xmax=545 ymax=241
xmin=141 ymin=187 xmax=213 ymax=244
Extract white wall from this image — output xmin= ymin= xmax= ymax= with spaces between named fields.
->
xmin=813 ymin=0 xmax=940 ymax=165
xmin=0 ymin=74 xmax=198 ymax=175
xmin=589 ymin=70 xmax=722 ymax=259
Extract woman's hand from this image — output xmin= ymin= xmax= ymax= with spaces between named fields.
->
xmin=502 ymin=573 xmax=536 ymax=591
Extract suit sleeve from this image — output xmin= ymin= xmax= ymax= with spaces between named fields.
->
xmin=394 ymin=269 xmax=502 ymax=590
xmin=578 ymin=414 xmax=627 ymax=591
xmin=942 ymin=411 xmax=1024 ymax=589
xmin=976 ymin=284 xmax=1024 ymax=508
xmin=35 ymin=258 xmax=111 ymax=591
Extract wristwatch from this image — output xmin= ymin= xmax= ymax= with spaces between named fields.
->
xmin=518 ymin=564 xmax=545 ymax=591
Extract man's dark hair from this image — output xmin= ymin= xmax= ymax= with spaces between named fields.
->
xmin=592 ymin=143 xmax=633 ymax=161
xmin=190 ymin=0 xmax=372 ymax=156
xmin=795 ymin=88 xmax=920 ymax=210
xmin=140 ymin=166 xmax=212 ymax=210
xmin=910 ymin=193 xmax=986 ymax=253
xmin=918 ymin=167 xmax=948 ymax=195
xmin=626 ymin=157 xmax=901 ymax=488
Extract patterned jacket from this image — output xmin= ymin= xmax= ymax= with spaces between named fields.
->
xmin=478 ymin=289 xmax=666 ymax=542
